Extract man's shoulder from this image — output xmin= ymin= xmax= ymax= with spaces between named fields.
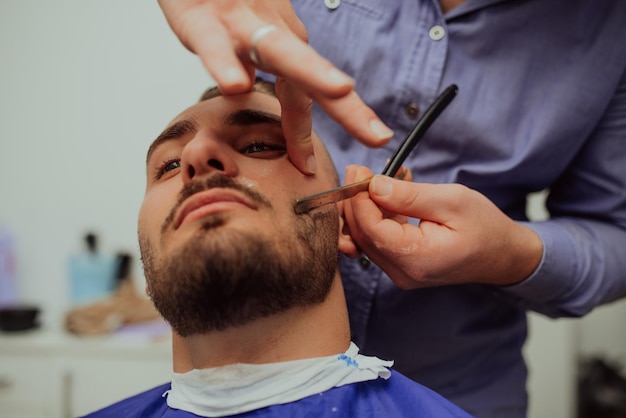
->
xmin=80 ymin=382 xmax=177 ymax=418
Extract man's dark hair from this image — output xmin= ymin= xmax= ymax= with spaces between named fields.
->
xmin=199 ymin=78 xmax=276 ymax=102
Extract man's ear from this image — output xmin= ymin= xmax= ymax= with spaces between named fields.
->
xmin=337 ymin=202 xmax=360 ymax=259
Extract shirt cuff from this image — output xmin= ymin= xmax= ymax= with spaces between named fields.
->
xmin=499 ymin=220 xmax=579 ymax=310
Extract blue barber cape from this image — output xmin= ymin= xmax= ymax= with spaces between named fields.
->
xmin=82 ymin=371 xmax=472 ymax=417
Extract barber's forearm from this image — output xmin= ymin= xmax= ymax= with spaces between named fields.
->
xmin=503 ymin=69 xmax=626 ymax=317
xmin=486 ymin=222 xmax=543 ymax=287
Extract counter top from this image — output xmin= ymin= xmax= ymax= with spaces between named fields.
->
xmin=0 ymin=322 xmax=172 ymax=361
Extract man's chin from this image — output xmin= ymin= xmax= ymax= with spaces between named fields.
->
xmin=199 ymin=214 xmax=227 ymax=231
xmin=160 ymin=212 xmax=228 ymax=250
xmin=144 ymin=206 xmax=338 ymax=337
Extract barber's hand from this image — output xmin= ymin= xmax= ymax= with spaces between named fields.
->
xmin=157 ymin=0 xmax=393 ymax=174
xmin=342 ymin=166 xmax=543 ymax=289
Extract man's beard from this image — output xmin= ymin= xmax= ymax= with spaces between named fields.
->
xmin=139 ymin=176 xmax=339 ymax=337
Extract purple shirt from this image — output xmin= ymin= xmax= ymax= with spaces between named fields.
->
xmin=283 ymin=0 xmax=626 ymax=417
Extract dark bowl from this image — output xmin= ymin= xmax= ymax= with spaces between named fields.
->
xmin=0 ymin=305 xmax=40 ymax=332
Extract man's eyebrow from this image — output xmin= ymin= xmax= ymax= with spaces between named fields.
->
xmin=146 ymin=119 xmax=198 ymax=164
xmin=145 ymin=109 xmax=282 ymax=164
xmin=225 ymin=109 xmax=282 ymax=127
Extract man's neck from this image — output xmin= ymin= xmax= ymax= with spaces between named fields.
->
xmin=440 ymin=0 xmax=466 ymax=13
xmin=171 ymin=276 xmax=351 ymax=372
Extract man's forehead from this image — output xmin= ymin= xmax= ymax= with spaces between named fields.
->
xmin=173 ymin=92 xmax=282 ymax=125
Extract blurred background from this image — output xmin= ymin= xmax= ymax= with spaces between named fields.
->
xmin=1 ymin=1 xmax=625 ymax=417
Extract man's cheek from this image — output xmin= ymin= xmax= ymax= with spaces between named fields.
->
xmin=140 ymin=191 xmax=170 ymax=227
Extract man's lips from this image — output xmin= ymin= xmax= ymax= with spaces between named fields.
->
xmin=174 ymin=189 xmax=257 ymax=229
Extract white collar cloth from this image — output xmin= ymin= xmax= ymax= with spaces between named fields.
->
xmin=165 ymin=342 xmax=393 ymax=417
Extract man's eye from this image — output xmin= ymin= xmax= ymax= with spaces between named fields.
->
xmin=240 ymin=141 xmax=286 ymax=156
xmin=154 ymin=159 xmax=181 ymax=180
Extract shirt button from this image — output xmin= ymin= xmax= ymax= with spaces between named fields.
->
xmin=324 ymin=0 xmax=341 ymax=10
xmin=429 ymin=25 xmax=445 ymax=41
xmin=359 ymin=255 xmax=371 ymax=270
xmin=405 ymin=103 xmax=420 ymax=119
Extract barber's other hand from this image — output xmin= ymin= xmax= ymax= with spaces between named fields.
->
xmin=157 ymin=0 xmax=393 ymax=174
xmin=342 ymin=166 xmax=543 ymax=289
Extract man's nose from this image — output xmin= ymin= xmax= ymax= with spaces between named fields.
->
xmin=180 ymin=131 xmax=238 ymax=183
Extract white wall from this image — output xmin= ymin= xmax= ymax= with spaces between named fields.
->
xmin=1 ymin=2 xmax=625 ymax=417
xmin=0 ymin=0 xmax=211 ymax=325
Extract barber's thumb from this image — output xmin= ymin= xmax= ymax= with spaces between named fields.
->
xmin=369 ymin=175 xmax=420 ymax=216
xmin=371 ymin=175 xmax=394 ymax=197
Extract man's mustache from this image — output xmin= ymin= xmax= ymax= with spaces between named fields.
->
xmin=161 ymin=174 xmax=273 ymax=232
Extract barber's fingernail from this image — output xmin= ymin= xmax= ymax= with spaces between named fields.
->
xmin=327 ymin=68 xmax=354 ymax=86
xmin=222 ymin=67 xmax=246 ymax=85
xmin=369 ymin=119 xmax=393 ymax=141
xmin=372 ymin=175 xmax=393 ymax=197
xmin=344 ymin=165 xmax=356 ymax=182
xmin=306 ymin=154 xmax=317 ymax=174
